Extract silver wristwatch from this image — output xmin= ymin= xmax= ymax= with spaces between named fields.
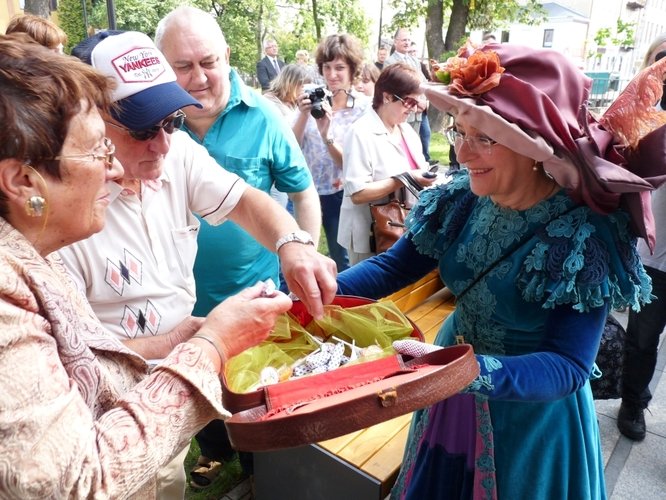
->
xmin=275 ymin=230 xmax=315 ymax=252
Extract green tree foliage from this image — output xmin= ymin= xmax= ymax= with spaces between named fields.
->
xmin=279 ymin=0 xmax=370 ymax=63
xmin=58 ymin=0 xmax=269 ymax=75
xmin=387 ymin=0 xmax=427 ymax=35
xmin=594 ymin=27 xmax=612 ymax=47
xmin=388 ymin=0 xmax=546 ymax=60
xmin=592 ymin=19 xmax=635 ymax=53
xmin=277 ymin=12 xmax=319 ymax=65
xmin=465 ymin=0 xmax=545 ymax=31
xmin=58 ymin=0 xmax=93 ymax=53
xmin=612 ymin=19 xmax=635 ymax=48
xmin=210 ymin=0 xmax=277 ymax=76
xmin=57 ymin=0 xmax=369 ymax=76
xmin=287 ymin=0 xmax=369 ymax=45
xmin=320 ymin=0 xmax=370 ymax=42
xmin=87 ymin=0 xmax=210 ymax=38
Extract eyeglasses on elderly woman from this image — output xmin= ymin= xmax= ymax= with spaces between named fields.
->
xmin=52 ymin=137 xmax=116 ymax=168
xmin=105 ymin=110 xmax=186 ymax=141
xmin=445 ymin=127 xmax=497 ymax=155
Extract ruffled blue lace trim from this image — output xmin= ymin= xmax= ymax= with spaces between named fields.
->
xmin=407 ymin=171 xmax=651 ymax=312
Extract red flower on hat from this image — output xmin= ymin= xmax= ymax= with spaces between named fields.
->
xmin=445 ymin=50 xmax=505 ymax=96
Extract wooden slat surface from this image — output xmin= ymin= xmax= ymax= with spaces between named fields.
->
xmin=382 ymin=271 xmax=444 ymax=312
xmin=334 ymin=413 xmax=413 ymax=466
xmin=360 ymin=423 xmax=411 ymax=498
xmin=317 ymin=428 xmax=364 ymax=455
xmin=317 ymin=272 xmax=457 ymax=491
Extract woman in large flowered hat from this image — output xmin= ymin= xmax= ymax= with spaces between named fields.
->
xmin=337 ymin=41 xmax=666 ymax=499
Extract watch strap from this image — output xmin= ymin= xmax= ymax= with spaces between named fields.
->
xmin=275 ymin=231 xmax=314 ymax=252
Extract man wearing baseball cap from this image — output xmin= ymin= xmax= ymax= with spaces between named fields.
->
xmin=154 ymin=7 xmax=326 ymax=487
xmin=59 ymin=30 xmax=337 ymax=497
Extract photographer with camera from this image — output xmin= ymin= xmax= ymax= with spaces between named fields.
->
xmin=293 ymin=33 xmax=370 ymax=272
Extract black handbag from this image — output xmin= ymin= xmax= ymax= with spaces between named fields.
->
xmin=590 ymin=314 xmax=626 ymax=400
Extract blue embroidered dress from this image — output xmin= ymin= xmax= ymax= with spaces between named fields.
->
xmin=337 ymin=171 xmax=650 ymax=499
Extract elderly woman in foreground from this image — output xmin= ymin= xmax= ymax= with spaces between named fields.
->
xmin=0 ymin=34 xmax=291 ymax=498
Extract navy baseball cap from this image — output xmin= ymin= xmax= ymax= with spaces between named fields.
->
xmin=72 ymin=30 xmax=201 ymax=130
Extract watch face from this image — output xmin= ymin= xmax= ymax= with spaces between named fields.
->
xmin=276 ymin=231 xmax=314 ymax=252
xmin=290 ymin=231 xmax=313 ymax=245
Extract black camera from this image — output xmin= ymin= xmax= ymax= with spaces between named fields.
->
xmin=303 ymin=83 xmax=332 ymax=119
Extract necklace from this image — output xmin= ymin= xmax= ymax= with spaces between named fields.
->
xmin=381 ymin=120 xmax=397 ymax=136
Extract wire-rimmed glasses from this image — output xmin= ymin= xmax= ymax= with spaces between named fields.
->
xmin=52 ymin=137 xmax=116 ymax=168
xmin=445 ymin=128 xmax=497 ymax=155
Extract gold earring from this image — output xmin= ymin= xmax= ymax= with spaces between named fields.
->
xmin=25 ymin=196 xmax=47 ymax=217
xmin=532 ymin=161 xmax=540 ymax=172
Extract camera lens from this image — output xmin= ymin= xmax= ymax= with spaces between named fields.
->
xmin=308 ymin=88 xmax=328 ymax=119
xmin=310 ymin=103 xmax=326 ymax=119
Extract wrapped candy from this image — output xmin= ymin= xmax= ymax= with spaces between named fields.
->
xmin=224 ymin=300 xmax=416 ymax=393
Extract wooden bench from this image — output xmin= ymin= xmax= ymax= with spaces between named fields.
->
xmin=253 ymin=271 xmax=457 ymax=500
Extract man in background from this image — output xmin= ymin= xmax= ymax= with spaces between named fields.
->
xmin=256 ymin=38 xmax=285 ymax=91
xmin=296 ymin=48 xmax=323 ymax=83
xmin=374 ymin=45 xmax=388 ymax=70
xmin=295 ymin=49 xmax=310 ymax=65
xmin=616 ymin=43 xmax=666 ymax=442
xmin=385 ymin=28 xmax=431 ymax=162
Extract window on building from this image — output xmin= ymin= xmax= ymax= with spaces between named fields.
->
xmin=543 ymin=29 xmax=554 ymax=48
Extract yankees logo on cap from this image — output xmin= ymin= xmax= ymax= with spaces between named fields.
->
xmin=72 ymin=31 xmax=202 ymax=130
xmin=112 ymin=46 xmax=166 ymax=85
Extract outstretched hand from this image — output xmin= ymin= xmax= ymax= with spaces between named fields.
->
xmin=278 ymin=242 xmax=337 ymax=319
xmin=198 ymin=282 xmax=293 ymax=362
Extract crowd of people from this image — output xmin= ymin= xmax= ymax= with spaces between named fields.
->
xmin=3 ymin=7 xmax=666 ymax=500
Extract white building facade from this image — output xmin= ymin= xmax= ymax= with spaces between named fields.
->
xmin=495 ymin=1 xmax=666 ymax=79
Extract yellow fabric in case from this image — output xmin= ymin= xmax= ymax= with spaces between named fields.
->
xmin=225 ymin=300 xmax=414 ymax=393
